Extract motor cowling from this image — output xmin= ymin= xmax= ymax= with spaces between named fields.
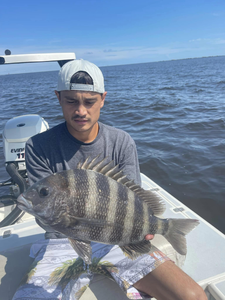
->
xmin=3 ymin=114 xmax=49 ymax=171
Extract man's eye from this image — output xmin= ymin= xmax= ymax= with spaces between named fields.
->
xmin=39 ymin=187 xmax=49 ymax=197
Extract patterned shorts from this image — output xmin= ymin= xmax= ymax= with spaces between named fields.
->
xmin=12 ymin=239 xmax=170 ymax=300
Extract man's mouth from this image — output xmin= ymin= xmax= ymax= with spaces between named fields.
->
xmin=73 ymin=118 xmax=88 ymax=124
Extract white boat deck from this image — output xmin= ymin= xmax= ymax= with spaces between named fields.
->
xmin=141 ymin=174 xmax=225 ymax=283
xmin=0 ymin=173 xmax=225 ymax=299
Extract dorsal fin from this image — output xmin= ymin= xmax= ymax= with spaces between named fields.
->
xmin=77 ymin=156 xmax=165 ymax=216
xmin=77 ymin=156 xmax=124 ymax=180
xmin=86 ymin=154 xmax=101 ymax=169
xmin=80 ymin=157 xmax=90 ymax=169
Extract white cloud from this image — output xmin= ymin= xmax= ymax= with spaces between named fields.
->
xmin=189 ymin=38 xmax=225 ymax=45
xmin=189 ymin=38 xmax=205 ymax=42
xmin=214 ymin=39 xmax=225 ymax=44
xmin=212 ymin=12 xmax=225 ymax=17
xmin=73 ymin=44 xmax=211 ymax=63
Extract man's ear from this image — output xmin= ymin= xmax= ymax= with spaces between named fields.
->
xmin=100 ymin=91 xmax=107 ymax=108
xmin=55 ymin=90 xmax=61 ymax=104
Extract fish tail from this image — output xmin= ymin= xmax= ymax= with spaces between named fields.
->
xmin=164 ymin=219 xmax=199 ymax=255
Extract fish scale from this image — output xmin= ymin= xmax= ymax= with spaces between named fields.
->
xmin=17 ymin=156 xmax=200 ymax=264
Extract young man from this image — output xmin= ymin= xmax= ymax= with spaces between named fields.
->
xmin=13 ymin=59 xmax=207 ymax=300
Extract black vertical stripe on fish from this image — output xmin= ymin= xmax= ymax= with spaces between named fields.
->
xmin=101 ymin=178 xmax=119 ymax=243
xmin=130 ymin=195 xmax=144 ymax=243
xmin=88 ymin=173 xmax=111 ymax=241
xmin=109 ymin=183 xmax=129 ymax=244
xmin=161 ymin=218 xmax=169 ymax=236
xmin=121 ymin=189 xmax=135 ymax=244
xmin=72 ymin=169 xmax=89 ymax=218
xmin=148 ymin=215 xmax=159 ymax=235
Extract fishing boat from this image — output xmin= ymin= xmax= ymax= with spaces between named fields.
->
xmin=0 ymin=52 xmax=224 ymax=300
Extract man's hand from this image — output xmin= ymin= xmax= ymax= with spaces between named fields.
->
xmin=145 ymin=234 xmax=154 ymax=240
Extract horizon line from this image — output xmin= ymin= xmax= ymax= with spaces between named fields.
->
xmin=0 ymin=54 xmax=224 ymax=76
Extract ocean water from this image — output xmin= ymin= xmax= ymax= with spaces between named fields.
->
xmin=0 ymin=56 xmax=225 ymax=233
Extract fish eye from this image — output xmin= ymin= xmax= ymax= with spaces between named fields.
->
xmin=39 ymin=187 xmax=49 ymax=197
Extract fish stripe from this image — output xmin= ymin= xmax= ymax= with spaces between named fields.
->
xmin=141 ymin=202 xmax=150 ymax=239
xmin=130 ymin=195 xmax=144 ymax=242
xmin=95 ymin=173 xmax=111 ymax=221
xmin=161 ymin=219 xmax=169 ymax=235
xmin=79 ymin=170 xmax=98 ymax=241
xmin=121 ymin=189 xmax=135 ymax=244
xmin=85 ymin=171 xmax=98 ymax=219
xmin=88 ymin=173 xmax=111 ymax=241
xmin=71 ymin=169 xmax=89 ymax=218
xmin=109 ymin=183 xmax=128 ymax=244
xmin=148 ymin=215 xmax=159 ymax=235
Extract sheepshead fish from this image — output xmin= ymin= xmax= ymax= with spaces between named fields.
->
xmin=17 ymin=156 xmax=199 ymax=264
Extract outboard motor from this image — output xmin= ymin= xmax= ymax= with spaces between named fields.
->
xmin=0 ymin=114 xmax=49 ymax=226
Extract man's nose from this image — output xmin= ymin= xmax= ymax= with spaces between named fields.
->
xmin=75 ymin=104 xmax=87 ymax=116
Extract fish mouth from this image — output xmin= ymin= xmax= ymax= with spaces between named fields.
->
xmin=17 ymin=194 xmax=33 ymax=213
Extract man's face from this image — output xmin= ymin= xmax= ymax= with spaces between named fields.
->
xmin=55 ymin=90 xmax=107 ymax=142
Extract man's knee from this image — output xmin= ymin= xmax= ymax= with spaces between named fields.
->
xmin=183 ymin=285 xmax=207 ymax=300
xmin=133 ymin=260 xmax=208 ymax=300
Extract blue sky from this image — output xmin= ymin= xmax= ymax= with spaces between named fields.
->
xmin=0 ymin=0 xmax=225 ymax=74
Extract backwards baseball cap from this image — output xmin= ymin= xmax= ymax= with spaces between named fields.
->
xmin=57 ymin=59 xmax=105 ymax=93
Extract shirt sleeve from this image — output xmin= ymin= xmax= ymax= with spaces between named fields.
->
xmin=118 ymin=141 xmax=142 ymax=186
xmin=25 ymin=138 xmax=53 ymax=186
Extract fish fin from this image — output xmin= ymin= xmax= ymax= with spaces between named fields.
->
xmin=91 ymin=157 xmax=109 ymax=172
xmin=133 ymin=188 xmax=166 ymax=216
xmin=78 ymin=156 xmax=125 ymax=179
xmin=80 ymin=157 xmax=91 ymax=169
xmin=98 ymin=160 xmax=115 ymax=174
xmin=164 ymin=219 xmax=200 ymax=255
xmin=68 ymin=238 xmax=92 ymax=264
xmin=77 ymin=155 xmax=101 ymax=170
xmin=120 ymin=240 xmax=152 ymax=259
xmin=120 ymin=179 xmax=166 ymax=216
xmin=77 ymin=162 xmax=82 ymax=169
xmin=85 ymin=154 xmax=101 ymax=169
